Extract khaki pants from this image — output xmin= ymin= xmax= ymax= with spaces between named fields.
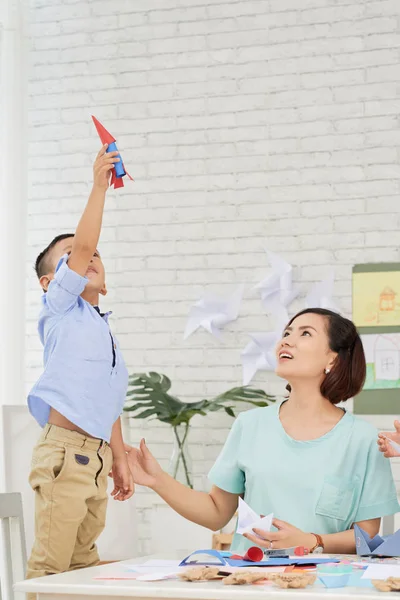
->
xmin=26 ymin=424 xmax=113 ymax=599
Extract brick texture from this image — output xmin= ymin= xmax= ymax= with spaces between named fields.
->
xmin=27 ymin=0 xmax=400 ymax=554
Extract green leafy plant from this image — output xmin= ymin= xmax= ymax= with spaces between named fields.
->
xmin=124 ymin=372 xmax=275 ymax=488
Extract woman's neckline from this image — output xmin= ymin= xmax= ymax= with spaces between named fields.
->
xmin=276 ymin=399 xmax=350 ymax=444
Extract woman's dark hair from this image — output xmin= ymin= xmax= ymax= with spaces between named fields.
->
xmin=284 ymin=308 xmax=366 ymax=405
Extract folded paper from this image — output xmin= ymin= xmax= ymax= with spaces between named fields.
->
xmin=236 ymin=497 xmax=273 ymax=538
xmin=254 ymin=250 xmax=298 ymax=321
xmin=184 ymin=285 xmax=243 ymax=340
xmin=383 ymin=435 xmax=400 ymax=454
xmin=179 ymin=549 xmax=339 ymax=568
xmin=92 ymin=115 xmax=133 ymax=189
xmin=305 ymin=272 xmax=338 ymax=312
xmin=355 ymin=524 xmax=400 ymax=557
xmin=241 ymin=325 xmax=285 ymax=385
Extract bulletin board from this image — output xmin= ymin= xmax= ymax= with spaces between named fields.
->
xmin=352 ymin=263 xmax=400 ymax=415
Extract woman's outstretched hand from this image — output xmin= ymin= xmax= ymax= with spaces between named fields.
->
xmin=124 ymin=439 xmax=164 ymax=488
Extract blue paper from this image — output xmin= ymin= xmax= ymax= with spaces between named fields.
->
xmin=318 ymin=574 xmax=350 ymax=588
xmin=179 ymin=549 xmax=340 ymax=568
xmin=355 ymin=524 xmax=400 ymax=557
xmin=106 ymin=141 xmax=126 ymax=178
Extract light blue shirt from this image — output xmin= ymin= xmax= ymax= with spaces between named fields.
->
xmin=28 ymin=255 xmax=129 ymax=442
xmin=209 ymin=403 xmax=400 ymax=554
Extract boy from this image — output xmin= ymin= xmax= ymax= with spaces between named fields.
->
xmin=26 ymin=145 xmax=134 ymax=590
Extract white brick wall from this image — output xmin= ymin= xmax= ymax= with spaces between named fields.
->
xmin=27 ymin=0 xmax=400 ymax=554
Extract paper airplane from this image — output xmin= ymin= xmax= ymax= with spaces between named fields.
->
xmin=184 ymin=286 xmax=243 ymax=340
xmin=355 ymin=524 xmax=400 ymax=557
xmin=236 ymin=497 xmax=273 ymax=538
xmin=254 ymin=250 xmax=298 ymax=321
xmin=305 ymin=272 xmax=338 ymax=311
xmin=389 ymin=439 xmax=400 ymax=453
xmin=92 ymin=115 xmax=133 ymax=189
xmin=383 ymin=435 xmax=400 ymax=455
xmin=241 ymin=331 xmax=280 ymax=385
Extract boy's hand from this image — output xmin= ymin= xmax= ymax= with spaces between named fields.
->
xmin=378 ymin=420 xmax=400 ymax=458
xmin=93 ymin=144 xmax=120 ymax=191
xmin=110 ymin=456 xmax=135 ymax=501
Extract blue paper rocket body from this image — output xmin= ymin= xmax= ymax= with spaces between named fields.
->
xmin=106 ymin=142 xmax=126 ymax=178
xmin=355 ymin=524 xmax=400 ymax=557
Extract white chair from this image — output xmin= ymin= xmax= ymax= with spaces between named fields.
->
xmin=0 ymin=493 xmax=27 ymax=600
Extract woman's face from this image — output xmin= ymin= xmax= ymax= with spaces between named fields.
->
xmin=275 ymin=312 xmax=336 ymax=382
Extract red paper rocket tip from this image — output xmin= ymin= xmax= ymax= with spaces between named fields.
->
xmin=91 ymin=115 xmax=116 ymax=145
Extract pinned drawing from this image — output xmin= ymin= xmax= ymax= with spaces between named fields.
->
xmin=353 ymin=265 xmax=400 ymax=327
xmin=361 ymin=333 xmax=400 ymax=390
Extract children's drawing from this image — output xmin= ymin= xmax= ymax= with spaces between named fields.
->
xmin=361 ymin=333 xmax=400 ymax=390
xmin=353 ymin=268 xmax=400 ymax=327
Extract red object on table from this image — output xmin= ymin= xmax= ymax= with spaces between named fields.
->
xmin=244 ymin=546 xmax=264 ymax=562
xmin=229 ymin=546 xmax=264 ymax=562
xmin=294 ymin=546 xmax=309 ymax=556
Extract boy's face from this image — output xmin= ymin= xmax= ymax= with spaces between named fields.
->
xmin=40 ymin=237 xmax=107 ymax=297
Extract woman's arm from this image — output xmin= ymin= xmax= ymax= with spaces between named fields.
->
xmin=320 ymin=518 xmax=380 ymax=554
xmin=126 ymin=439 xmax=238 ymax=530
xmin=154 ymin=474 xmax=239 ymax=531
xmin=246 ymin=517 xmax=381 ymax=554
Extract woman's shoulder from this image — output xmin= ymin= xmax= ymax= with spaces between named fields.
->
xmin=238 ymin=402 xmax=278 ymax=424
xmin=349 ymin=412 xmax=379 ymax=443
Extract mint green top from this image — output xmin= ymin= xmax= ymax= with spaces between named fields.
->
xmin=208 ymin=403 xmax=400 ymax=554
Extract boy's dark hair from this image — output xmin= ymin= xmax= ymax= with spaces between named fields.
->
xmin=35 ymin=233 xmax=75 ymax=279
xmin=285 ymin=308 xmax=366 ymax=405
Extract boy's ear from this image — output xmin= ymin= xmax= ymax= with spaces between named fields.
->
xmin=100 ymin=283 xmax=107 ymax=297
xmin=39 ymin=274 xmax=52 ymax=292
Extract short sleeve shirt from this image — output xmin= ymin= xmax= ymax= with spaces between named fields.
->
xmin=208 ymin=403 xmax=400 ymax=554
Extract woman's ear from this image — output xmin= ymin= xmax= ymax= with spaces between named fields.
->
xmin=326 ymin=353 xmax=338 ymax=373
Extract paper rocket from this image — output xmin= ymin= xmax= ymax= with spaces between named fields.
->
xmin=354 ymin=524 xmax=400 ymax=557
xmin=305 ymin=271 xmax=338 ymax=312
xmin=389 ymin=438 xmax=400 ymax=454
xmin=383 ymin=435 xmax=400 ymax=455
xmin=254 ymin=250 xmax=298 ymax=321
xmin=92 ymin=115 xmax=133 ymax=189
xmin=183 ymin=285 xmax=243 ymax=340
xmin=241 ymin=330 xmax=281 ymax=385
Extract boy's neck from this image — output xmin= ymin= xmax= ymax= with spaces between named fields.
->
xmin=81 ymin=290 xmax=100 ymax=306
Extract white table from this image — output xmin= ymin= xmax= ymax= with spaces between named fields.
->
xmin=14 ymin=554 xmax=400 ymax=600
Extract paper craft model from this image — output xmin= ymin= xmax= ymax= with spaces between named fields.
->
xmin=354 ymin=524 xmax=400 ymax=557
xmin=384 ymin=436 xmax=400 ymax=454
xmin=92 ymin=115 xmax=133 ymax=189
xmin=241 ymin=332 xmax=279 ymax=385
xmin=254 ymin=249 xmax=298 ymax=321
xmin=184 ymin=285 xmax=243 ymax=340
xmin=305 ymin=271 xmax=338 ymax=312
xmin=236 ymin=498 xmax=273 ymax=537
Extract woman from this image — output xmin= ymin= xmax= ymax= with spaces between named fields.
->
xmin=126 ymin=308 xmax=400 ymax=554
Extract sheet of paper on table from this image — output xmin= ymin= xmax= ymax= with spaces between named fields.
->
xmin=362 ymin=564 xmax=400 ymax=580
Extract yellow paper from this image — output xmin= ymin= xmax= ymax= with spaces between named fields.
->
xmin=353 ymin=271 xmax=400 ymax=327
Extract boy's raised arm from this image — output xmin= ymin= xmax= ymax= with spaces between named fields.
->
xmin=68 ymin=145 xmax=120 ymax=276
